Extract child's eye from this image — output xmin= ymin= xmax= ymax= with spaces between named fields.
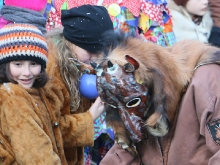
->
xmin=13 ymin=62 xmax=22 ymax=66
xmin=31 ymin=62 xmax=39 ymax=65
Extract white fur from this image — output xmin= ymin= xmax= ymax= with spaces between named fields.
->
xmin=147 ymin=115 xmax=169 ymax=136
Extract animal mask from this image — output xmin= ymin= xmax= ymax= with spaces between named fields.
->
xmin=91 ymin=55 xmax=149 ymax=143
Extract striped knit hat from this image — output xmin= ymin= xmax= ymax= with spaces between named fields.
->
xmin=0 ymin=24 xmax=48 ymax=68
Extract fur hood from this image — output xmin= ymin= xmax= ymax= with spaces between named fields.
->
xmin=167 ymin=0 xmax=213 ymax=42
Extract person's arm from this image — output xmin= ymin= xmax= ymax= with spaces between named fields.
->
xmin=193 ymin=65 xmax=220 ymax=164
xmin=45 ymin=52 xmax=104 ymax=147
xmin=1 ymin=89 xmax=61 ymax=165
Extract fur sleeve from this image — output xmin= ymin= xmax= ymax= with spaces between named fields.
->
xmin=60 ymin=111 xmax=94 ymax=147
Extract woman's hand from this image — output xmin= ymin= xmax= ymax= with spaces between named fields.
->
xmin=89 ymin=97 xmax=105 ymax=121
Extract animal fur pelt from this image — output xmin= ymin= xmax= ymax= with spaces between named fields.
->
xmin=92 ymin=31 xmax=220 ymax=157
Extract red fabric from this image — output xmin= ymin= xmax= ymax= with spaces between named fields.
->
xmin=122 ymin=0 xmax=141 ymax=17
xmin=140 ymin=1 xmax=169 ymax=25
xmin=55 ymin=0 xmax=141 ymax=17
xmin=46 ymin=10 xmax=62 ymax=31
xmin=55 ymin=0 xmax=97 ymax=16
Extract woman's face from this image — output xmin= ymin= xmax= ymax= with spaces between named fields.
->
xmin=9 ymin=60 xmax=41 ymax=89
xmin=74 ymin=45 xmax=91 ymax=64
xmin=185 ymin=0 xmax=208 ymax=16
xmin=73 ymin=45 xmax=99 ymax=64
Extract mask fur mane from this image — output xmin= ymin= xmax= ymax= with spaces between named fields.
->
xmin=98 ymin=31 xmax=220 ymax=155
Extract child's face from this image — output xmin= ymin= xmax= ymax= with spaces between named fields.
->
xmin=9 ymin=61 xmax=42 ymax=89
xmin=186 ymin=0 xmax=208 ymax=17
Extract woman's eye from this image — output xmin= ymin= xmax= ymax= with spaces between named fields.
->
xmin=126 ymin=98 xmax=141 ymax=108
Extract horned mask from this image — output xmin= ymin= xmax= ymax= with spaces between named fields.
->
xmin=91 ymin=55 xmax=149 ymax=142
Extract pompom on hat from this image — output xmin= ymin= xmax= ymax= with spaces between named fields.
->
xmin=0 ymin=24 xmax=48 ymax=68
xmin=61 ymin=5 xmax=114 ymax=54
xmin=4 ymin=0 xmax=47 ymax=11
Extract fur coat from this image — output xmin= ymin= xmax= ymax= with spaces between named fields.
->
xmin=167 ymin=0 xmax=213 ymax=43
xmin=45 ymin=43 xmax=95 ymax=165
xmin=0 ymin=84 xmax=62 ymax=165
xmin=0 ymin=46 xmax=94 ymax=165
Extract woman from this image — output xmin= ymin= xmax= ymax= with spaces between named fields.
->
xmin=45 ymin=4 xmax=114 ymax=164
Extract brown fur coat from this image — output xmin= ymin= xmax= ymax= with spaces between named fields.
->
xmin=0 ymin=46 xmax=94 ymax=165
xmin=45 ymin=44 xmax=94 ymax=165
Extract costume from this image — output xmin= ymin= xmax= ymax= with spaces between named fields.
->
xmin=100 ymin=63 xmax=220 ymax=165
xmin=45 ymin=1 xmax=176 ymax=163
xmin=167 ymin=0 xmax=212 ymax=43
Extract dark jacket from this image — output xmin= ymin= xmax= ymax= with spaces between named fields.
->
xmin=209 ymin=0 xmax=220 ymax=47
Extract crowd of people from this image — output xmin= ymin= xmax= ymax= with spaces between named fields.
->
xmin=0 ymin=0 xmax=219 ymax=165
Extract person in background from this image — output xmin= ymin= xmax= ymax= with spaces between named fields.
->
xmin=208 ymin=0 xmax=220 ymax=47
xmin=167 ymin=0 xmax=212 ymax=43
xmin=0 ymin=0 xmax=47 ymax=33
xmin=45 ymin=5 xmax=114 ymax=164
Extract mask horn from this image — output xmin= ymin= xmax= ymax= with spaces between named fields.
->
xmin=108 ymin=60 xmax=114 ymax=68
xmin=90 ymin=60 xmax=104 ymax=76
xmin=90 ymin=61 xmax=99 ymax=70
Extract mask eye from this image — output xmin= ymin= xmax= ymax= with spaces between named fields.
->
xmin=108 ymin=104 xmax=117 ymax=109
xmin=126 ymin=98 xmax=141 ymax=108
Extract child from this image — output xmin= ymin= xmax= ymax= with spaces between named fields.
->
xmin=0 ymin=23 xmax=61 ymax=164
xmin=0 ymin=23 xmax=104 ymax=165
xmin=167 ymin=0 xmax=212 ymax=42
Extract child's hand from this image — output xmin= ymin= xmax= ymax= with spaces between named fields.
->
xmin=89 ymin=97 xmax=105 ymax=121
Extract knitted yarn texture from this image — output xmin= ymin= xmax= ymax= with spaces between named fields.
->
xmin=0 ymin=24 xmax=48 ymax=67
